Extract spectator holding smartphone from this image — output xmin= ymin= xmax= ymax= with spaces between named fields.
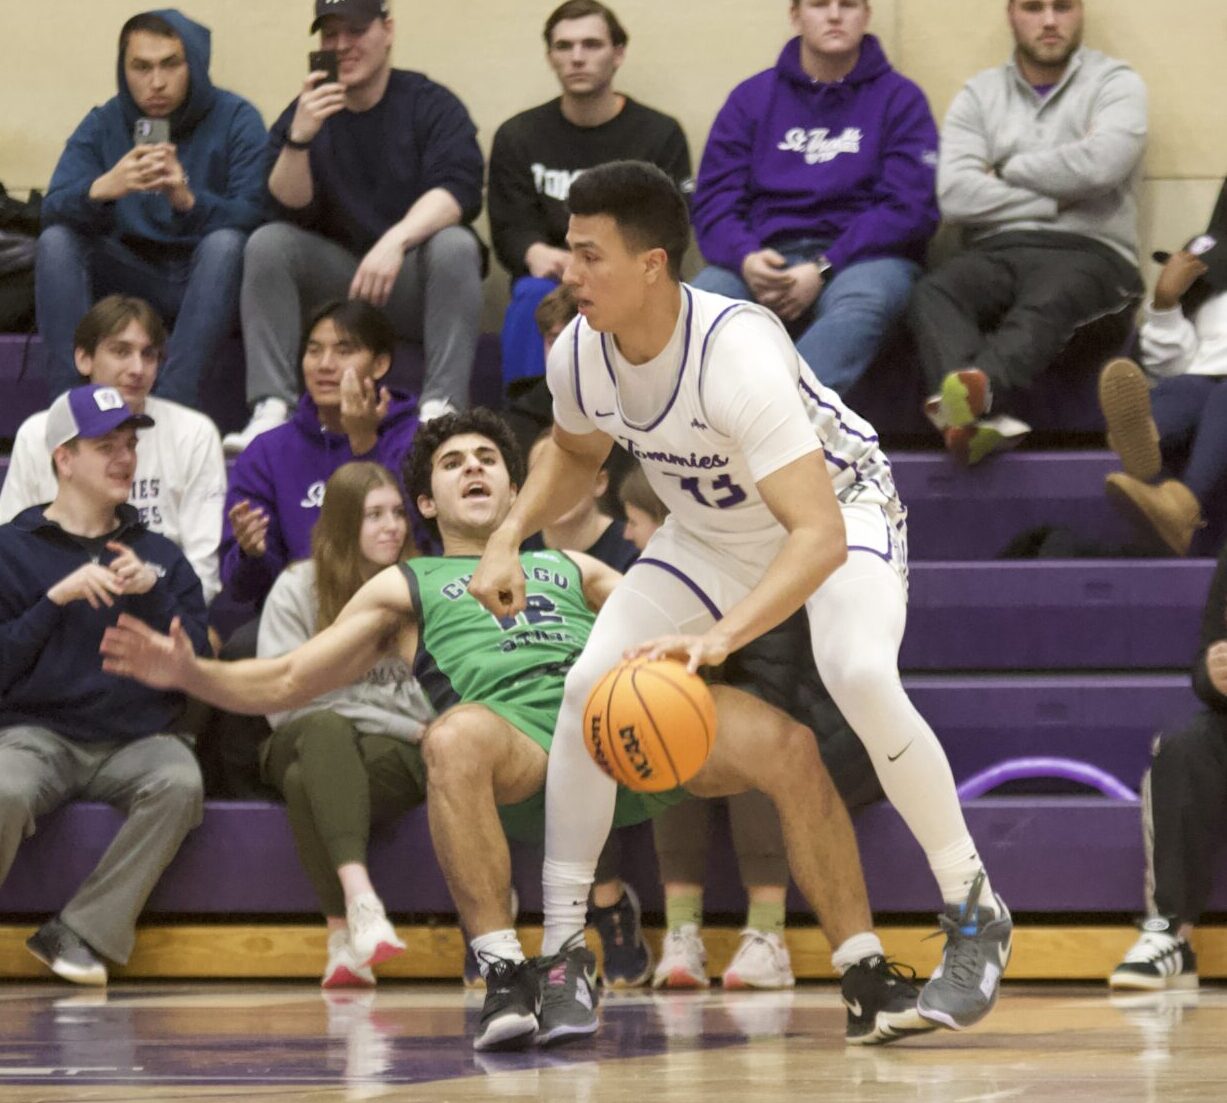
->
xmin=227 ymin=0 xmax=485 ymax=453
xmin=37 ymin=10 xmax=267 ymax=408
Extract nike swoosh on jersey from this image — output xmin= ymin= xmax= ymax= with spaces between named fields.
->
xmin=594 ymin=410 xmax=615 ymax=418
xmin=887 ymin=740 xmax=914 ymax=763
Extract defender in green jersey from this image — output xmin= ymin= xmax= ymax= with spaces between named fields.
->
xmin=102 ymin=410 xmax=920 ymax=1054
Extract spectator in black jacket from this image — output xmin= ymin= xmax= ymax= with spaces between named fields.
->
xmin=227 ymin=0 xmax=485 ymax=454
xmin=0 ymin=385 xmax=209 ymax=986
xmin=1109 ymin=539 xmax=1227 ymax=991
xmin=488 ymin=0 xmax=691 ymax=392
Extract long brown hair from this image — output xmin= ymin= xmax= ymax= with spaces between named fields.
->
xmin=311 ymin=462 xmax=416 ymax=630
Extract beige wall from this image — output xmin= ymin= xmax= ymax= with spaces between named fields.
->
xmin=3 ymin=0 xmax=1223 ymax=295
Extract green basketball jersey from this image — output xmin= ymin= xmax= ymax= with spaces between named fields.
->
xmin=399 ymin=548 xmax=688 ymax=840
xmin=401 ymin=549 xmax=593 ymax=731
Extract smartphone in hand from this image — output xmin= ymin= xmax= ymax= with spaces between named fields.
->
xmin=308 ymin=49 xmax=340 ymax=85
xmin=133 ymin=117 xmax=171 ymax=145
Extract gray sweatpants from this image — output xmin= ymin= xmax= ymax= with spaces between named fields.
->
xmin=0 ymin=726 xmax=204 ymax=963
xmin=239 ymin=222 xmax=483 ymax=410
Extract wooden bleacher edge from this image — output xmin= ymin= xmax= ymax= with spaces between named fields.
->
xmin=3 ymin=924 xmax=1226 ymax=981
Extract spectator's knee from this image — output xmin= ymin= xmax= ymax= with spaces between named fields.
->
xmin=422 ymin=226 xmax=480 ymax=276
xmin=139 ymin=744 xmax=204 ymax=825
xmin=243 ymin=222 xmax=298 ymax=271
xmin=197 ymin=227 xmax=247 ymax=265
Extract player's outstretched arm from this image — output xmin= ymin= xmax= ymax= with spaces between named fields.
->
xmin=101 ymin=565 xmax=417 ymax=714
xmin=632 ymin=452 xmax=846 ymax=672
xmin=469 ymin=424 xmax=613 ymax=617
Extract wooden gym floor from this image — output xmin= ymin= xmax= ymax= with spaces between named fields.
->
xmin=0 ymin=981 xmax=1221 ymax=1102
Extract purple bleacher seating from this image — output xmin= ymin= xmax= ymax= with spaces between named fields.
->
xmin=907 ymin=674 xmax=1195 ymax=788
xmin=903 ymin=560 xmax=1214 ymax=671
xmin=1 ymin=797 xmax=1214 ymax=917
xmin=894 ymin=451 xmax=1132 ymax=559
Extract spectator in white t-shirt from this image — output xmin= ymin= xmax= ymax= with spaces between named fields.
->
xmin=0 ymin=296 xmax=226 ymax=601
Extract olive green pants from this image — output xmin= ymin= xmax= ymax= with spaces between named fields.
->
xmin=261 ymin=711 xmax=425 ymax=917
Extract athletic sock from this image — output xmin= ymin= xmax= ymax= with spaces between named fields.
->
xmin=831 ymin=931 xmax=886 ymax=975
xmin=542 ymin=858 xmax=596 ymax=955
xmin=665 ymin=891 xmax=703 ymax=933
xmin=746 ymin=899 xmax=785 ymax=937
xmin=927 ymin=839 xmax=998 ymax=912
xmin=470 ymin=929 xmax=525 ymax=978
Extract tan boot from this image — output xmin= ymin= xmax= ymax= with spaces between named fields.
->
xmin=1105 ymin=473 xmax=1204 ymax=556
xmin=1099 ymin=358 xmax=1161 ymax=481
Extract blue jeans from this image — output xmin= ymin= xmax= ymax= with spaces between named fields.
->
xmin=500 ymin=276 xmax=558 ymax=390
xmin=692 ymin=247 xmax=919 ymax=395
xmin=36 ymin=224 xmax=246 ymax=407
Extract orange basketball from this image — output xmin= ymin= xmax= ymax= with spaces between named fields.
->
xmin=583 ymin=658 xmax=717 ymax=792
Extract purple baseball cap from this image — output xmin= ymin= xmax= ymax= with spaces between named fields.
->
xmin=45 ymin=385 xmax=155 ymax=451
xmin=311 ymin=0 xmax=389 ymax=32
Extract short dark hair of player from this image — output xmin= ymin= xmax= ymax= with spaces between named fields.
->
xmin=568 ymin=161 xmax=690 ymax=281
xmin=304 ymin=299 xmax=397 ymax=361
xmin=119 ymin=12 xmax=182 ymax=56
xmin=74 ymin=295 xmax=167 ymax=359
xmin=544 ymin=1 xmax=629 ymax=49
xmin=403 ymin=408 xmax=527 ymax=539
xmin=534 ymin=283 xmax=579 ymax=338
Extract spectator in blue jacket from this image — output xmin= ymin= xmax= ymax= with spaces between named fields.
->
xmin=691 ymin=0 xmax=939 ymax=395
xmin=0 ymin=385 xmax=209 ymax=987
xmin=227 ymin=0 xmax=485 ymax=454
xmin=37 ymin=9 xmax=267 ymax=408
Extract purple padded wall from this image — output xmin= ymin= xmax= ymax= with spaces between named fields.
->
xmin=0 ymin=798 xmax=1218 ymax=917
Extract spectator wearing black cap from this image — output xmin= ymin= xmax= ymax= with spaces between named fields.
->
xmin=226 ymin=0 xmax=485 ymax=454
xmin=0 ymin=385 xmax=209 ymax=986
xmin=1099 ymin=183 xmax=1227 ymax=555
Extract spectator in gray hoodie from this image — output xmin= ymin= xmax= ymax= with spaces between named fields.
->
xmin=910 ymin=0 xmax=1146 ymax=464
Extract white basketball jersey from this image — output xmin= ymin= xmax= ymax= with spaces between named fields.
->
xmin=549 ymin=285 xmax=903 ymax=554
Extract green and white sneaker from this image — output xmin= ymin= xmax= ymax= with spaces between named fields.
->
xmin=917 ymin=873 xmax=1013 ymax=1030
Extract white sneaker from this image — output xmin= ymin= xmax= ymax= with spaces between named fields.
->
xmin=222 ymin=396 xmax=290 ymax=455
xmin=652 ymin=923 xmax=709 ymax=989
xmin=322 ymin=929 xmax=376 ymax=989
xmin=346 ymin=892 xmax=406 ymax=968
xmin=419 ymin=398 xmax=458 ymax=423
xmin=722 ymin=929 xmax=795 ymax=990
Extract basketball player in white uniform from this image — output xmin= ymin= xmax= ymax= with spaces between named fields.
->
xmin=470 ymin=162 xmax=1013 ymax=1038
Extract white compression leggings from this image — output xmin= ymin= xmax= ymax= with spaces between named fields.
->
xmin=540 ymin=551 xmax=976 ymax=953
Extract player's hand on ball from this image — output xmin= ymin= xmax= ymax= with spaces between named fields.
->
xmin=100 ymin=614 xmax=197 ymax=690
xmin=626 ymin=632 xmax=731 ymax=674
xmin=468 ymin=535 xmax=527 ymax=618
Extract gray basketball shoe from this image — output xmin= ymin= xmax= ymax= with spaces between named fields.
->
xmin=535 ymin=932 xmax=601 ymax=1045
xmin=917 ymin=872 xmax=1013 ymax=1030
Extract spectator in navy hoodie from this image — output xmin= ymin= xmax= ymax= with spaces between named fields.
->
xmin=37 ymin=9 xmax=267 ymax=408
xmin=690 ymin=0 xmax=938 ymax=395
xmin=221 ymin=299 xmax=422 ymax=610
xmin=226 ymin=0 xmax=485 ymax=454
xmin=0 ymin=385 xmax=208 ymax=987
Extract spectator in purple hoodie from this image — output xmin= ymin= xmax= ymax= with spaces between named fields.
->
xmin=690 ymin=0 xmax=939 ymax=395
xmin=220 ymin=299 xmax=421 ymax=608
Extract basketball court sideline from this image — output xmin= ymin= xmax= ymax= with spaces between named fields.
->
xmin=0 ymin=982 xmax=1220 ymax=1102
